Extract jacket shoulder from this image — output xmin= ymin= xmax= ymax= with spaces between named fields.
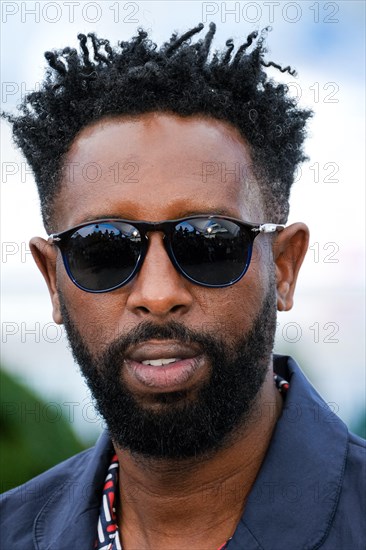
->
xmin=0 ymin=432 xmax=113 ymax=549
xmin=344 ymin=430 xmax=366 ymax=485
xmin=0 ymin=447 xmax=94 ymax=528
xmin=348 ymin=430 xmax=366 ymax=450
xmin=323 ymin=431 xmax=366 ymax=547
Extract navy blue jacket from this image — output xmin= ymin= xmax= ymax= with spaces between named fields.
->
xmin=1 ymin=356 xmax=365 ymax=549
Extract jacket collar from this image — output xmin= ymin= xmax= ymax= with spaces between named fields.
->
xmin=228 ymin=356 xmax=348 ymax=550
xmin=34 ymin=356 xmax=348 ymax=550
xmin=34 ymin=431 xmax=114 ymax=550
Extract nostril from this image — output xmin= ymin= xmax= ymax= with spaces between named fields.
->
xmin=136 ymin=306 xmax=150 ymax=314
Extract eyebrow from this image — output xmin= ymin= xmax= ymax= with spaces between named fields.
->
xmin=175 ymin=207 xmax=237 ymax=218
xmin=80 ymin=207 xmax=239 ymax=224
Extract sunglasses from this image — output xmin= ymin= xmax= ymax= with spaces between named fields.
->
xmin=48 ymin=215 xmax=285 ymax=293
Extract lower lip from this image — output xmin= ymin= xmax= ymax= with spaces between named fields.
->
xmin=124 ymin=356 xmax=204 ymax=390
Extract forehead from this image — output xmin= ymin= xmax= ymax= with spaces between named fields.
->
xmin=55 ymin=113 xmax=264 ymax=229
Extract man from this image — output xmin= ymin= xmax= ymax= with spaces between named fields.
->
xmin=1 ymin=23 xmax=365 ymax=550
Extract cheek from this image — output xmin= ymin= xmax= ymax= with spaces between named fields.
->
xmin=57 ymin=267 xmax=128 ymax=354
xmin=224 ymin=245 xmax=272 ymax=334
xmin=193 ymin=264 xmax=266 ymax=342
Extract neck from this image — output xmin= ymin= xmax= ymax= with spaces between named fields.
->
xmin=115 ymin=367 xmax=283 ymax=550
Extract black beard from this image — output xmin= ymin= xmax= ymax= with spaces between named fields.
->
xmin=59 ymin=286 xmax=277 ymax=460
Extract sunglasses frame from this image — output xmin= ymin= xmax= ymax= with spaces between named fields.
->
xmin=48 ymin=215 xmax=285 ymax=293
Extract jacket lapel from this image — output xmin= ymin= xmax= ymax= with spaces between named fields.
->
xmin=34 ymin=431 xmax=114 ymax=550
xmin=228 ymin=356 xmax=348 ymax=549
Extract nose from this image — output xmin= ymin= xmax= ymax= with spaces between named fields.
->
xmin=125 ymin=232 xmax=194 ymax=318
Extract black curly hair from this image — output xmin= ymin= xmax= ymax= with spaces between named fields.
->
xmin=3 ymin=23 xmax=312 ymax=231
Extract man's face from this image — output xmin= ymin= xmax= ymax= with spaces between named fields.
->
xmin=39 ymin=114 xmax=281 ymax=458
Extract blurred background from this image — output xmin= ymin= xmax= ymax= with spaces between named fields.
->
xmin=1 ymin=0 xmax=365 ymax=489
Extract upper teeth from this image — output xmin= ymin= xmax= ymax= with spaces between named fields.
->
xmin=141 ymin=358 xmax=179 ymax=366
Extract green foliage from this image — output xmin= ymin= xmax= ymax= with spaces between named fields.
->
xmin=0 ymin=367 xmax=86 ymax=492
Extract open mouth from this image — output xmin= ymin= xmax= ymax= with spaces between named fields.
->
xmin=123 ymin=341 xmax=205 ymax=390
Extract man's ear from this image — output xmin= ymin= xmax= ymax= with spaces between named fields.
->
xmin=29 ymin=237 xmax=63 ymax=324
xmin=273 ymin=223 xmax=309 ymax=312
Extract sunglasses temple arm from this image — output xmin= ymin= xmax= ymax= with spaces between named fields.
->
xmin=48 ymin=235 xmax=61 ymax=244
xmin=253 ymin=224 xmax=285 ymax=234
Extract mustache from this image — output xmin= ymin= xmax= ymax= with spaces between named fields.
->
xmin=98 ymin=320 xmax=223 ymax=365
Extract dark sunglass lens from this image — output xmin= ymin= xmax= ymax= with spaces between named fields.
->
xmin=65 ymin=222 xmax=141 ymax=291
xmin=171 ymin=218 xmax=253 ymax=286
